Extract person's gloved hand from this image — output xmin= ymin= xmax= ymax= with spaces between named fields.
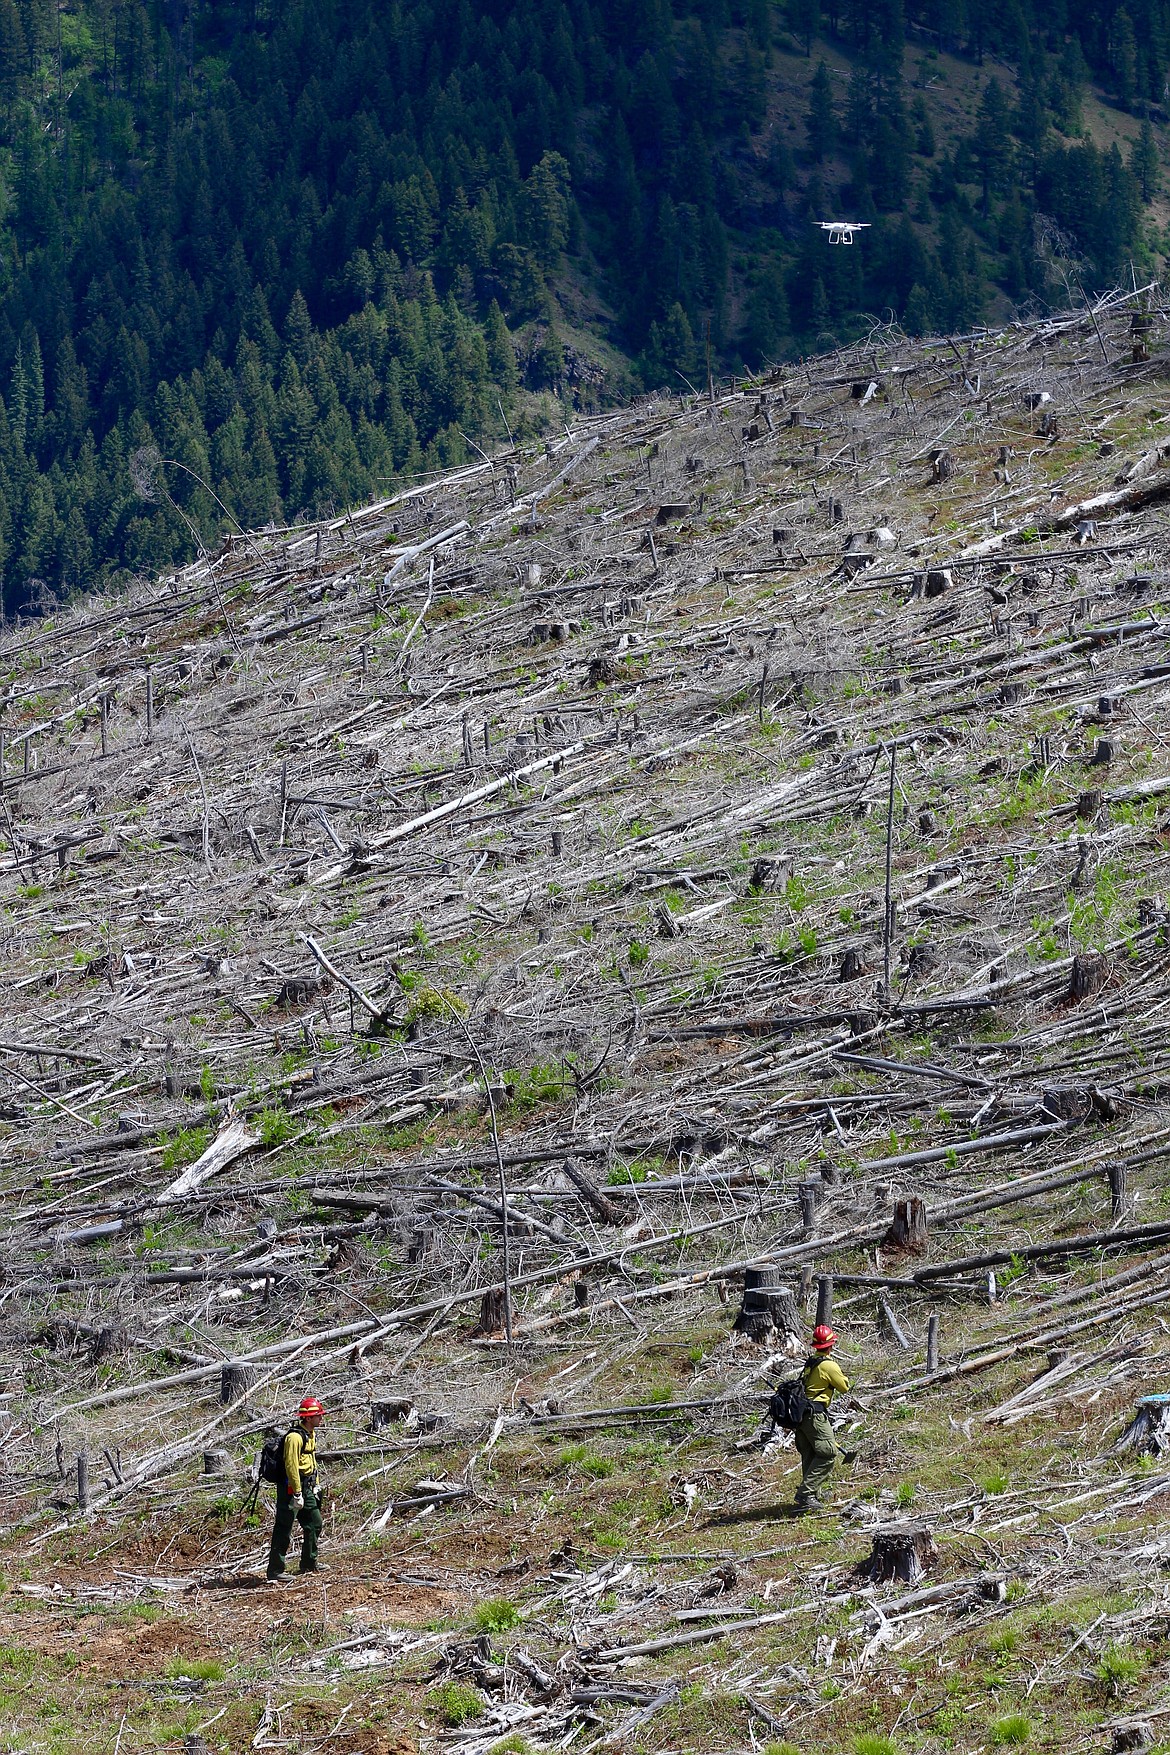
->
xmin=289 ymin=1493 xmax=304 ymax=1511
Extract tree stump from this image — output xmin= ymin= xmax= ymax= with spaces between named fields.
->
xmin=884 ymin=1197 xmax=929 ymax=1255
xmin=838 ymin=947 xmax=866 ymax=983
xmin=857 ymin=1523 xmax=938 ymax=1585
xmin=1042 ymin=1083 xmax=1093 ymax=1121
xmin=476 ymin=1287 xmax=513 ymax=1336
xmin=1113 ymin=1395 xmax=1170 ymax=1457
xmin=799 ymin=1181 xmax=819 ymax=1232
xmin=1111 ymin=1720 xmax=1154 ymax=1754
xmin=587 ymin=654 xmax=619 ymax=687
xmin=370 ymin=1398 xmax=414 ymax=1431
xmin=815 ymin=1274 xmax=834 ymax=1327
xmin=220 ymin=1360 xmax=254 ymax=1405
xmin=1069 ymin=955 xmax=1107 ymax=1002
xmin=747 ymin=857 xmax=784 ymax=894
xmin=203 ymin=1448 xmax=231 ymax=1476
xmin=407 ymin=1228 xmax=435 ymax=1264
xmin=656 ymin=900 xmax=682 ymax=938
xmin=927 ymin=1311 xmax=940 ymax=1372
xmin=734 ymin=1268 xmax=801 ymax=1347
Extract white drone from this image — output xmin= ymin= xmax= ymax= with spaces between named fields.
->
xmin=816 ymin=221 xmax=871 ymax=245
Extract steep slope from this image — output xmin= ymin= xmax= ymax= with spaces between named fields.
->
xmin=0 ymin=1 xmax=1163 ymax=609
xmin=5 ymin=294 xmax=1170 ymax=1750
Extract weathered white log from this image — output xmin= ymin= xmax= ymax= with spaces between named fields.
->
xmin=959 ymin=467 xmax=1170 ymax=560
xmin=157 ymin=1117 xmax=260 ymax=1204
xmin=382 ymin=520 xmax=470 ymax=588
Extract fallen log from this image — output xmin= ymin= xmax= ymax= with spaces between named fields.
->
xmin=561 ymin=1156 xmax=621 ymax=1224
xmin=157 ymin=1117 xmax=259 ymax=1204
xmin=913 ymin=1218 xmax=1170 ymax=1282
xmin=958 ymin=466 xmax=1170 ymax=560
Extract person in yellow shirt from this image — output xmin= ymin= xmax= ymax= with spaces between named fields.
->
xmin=793 ymin=1325 xmax=850 ymax=1513
xmin=266 ymin=1395 xmax=325 ymax=1581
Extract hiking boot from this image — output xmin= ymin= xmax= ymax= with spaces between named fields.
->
xmin=298 ymin=1562 xmax=326 ymax=1575
xmin=265 ymin=1570 xmax=288 ymax=1583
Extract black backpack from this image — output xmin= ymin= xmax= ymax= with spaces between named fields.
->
xmin=768 ymin=1374 xmax=811 ymax=1431
xmin=257 ymin=1428 xmax=290 ymax=1484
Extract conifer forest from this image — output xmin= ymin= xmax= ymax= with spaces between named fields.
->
xmin=0 ymin=0 xmax=1158 ymax=609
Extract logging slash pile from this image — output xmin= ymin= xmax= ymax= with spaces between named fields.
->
xmin=7 ymin=290 xmax=1170 ymax=1752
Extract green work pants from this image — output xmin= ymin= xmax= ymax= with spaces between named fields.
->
xmin=793 ymin=1406 xmax=838 ymax=1505
xmin=267 ymin=1478 xmax=322 ymax=1575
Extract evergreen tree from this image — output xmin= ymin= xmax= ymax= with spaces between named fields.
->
xmin=788 ymin=0 xmax=821 ymax=54
xmin=903 ymin=281 xmax=934 ymax=334
xmin=0 ymin=1 xmax=25 ymax=94
xmin=744 ymin=259 xmax=790 ymax=363
xmin=1131 ymin=118 xmax=1159 ymax=202
xmin=534 ymin=319 xmax=564 ymax=390
xmin=484 ymin=301 xmax=519 ymax=395
xmin=806 ymin=60 xmax=836 ymax=162
xmin=973 ymin=77 xmax=1012 ymax=214
xmin=911 ymin=94 xmax=935 ymax=157
xmin=643 ymin=301 xmax=697 ymax=386
xmin=523 ymin=151 xmax=572 ymax=270
xmin=810 ymin=274 xmax=831 ymax=338
xmin=1110 ymin=8 xmax=1139 ymax=107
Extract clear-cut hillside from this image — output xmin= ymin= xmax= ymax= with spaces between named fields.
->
xmin=5 ymin=291 xmax=1170 ymax=1753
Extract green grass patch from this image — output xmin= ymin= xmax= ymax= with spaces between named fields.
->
xmin=428 ymin=1682 xmax=484 ymax=1726
xmin=472 ymin=1598 xmax=521 ymax=1634
xmin=989 ymin=1714 xmax=1031 ymax=1745
xmin=165 ymin=1656 xmax=224 ymax=1682
xmin=258 ymin=1106 xmax=298 ymax=1147
xmin=1097 ymin=1641 xmax=1145 ymax=1694
xmin=557 ymin=1443 xmax=614 ymax=1478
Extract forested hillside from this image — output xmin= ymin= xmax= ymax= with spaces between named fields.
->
xmin=0 ymin=0 xmax=1163 ymax=607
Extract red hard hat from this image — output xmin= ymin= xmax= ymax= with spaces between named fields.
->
xmin=298 ymin=1395 xmax=325 ymax=1419
xmin=812 ymin=1325 xmax=838 ymax=1350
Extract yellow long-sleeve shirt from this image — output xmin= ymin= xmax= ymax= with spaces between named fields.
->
xmin=282 ymin=1424 xmax=318 ymax=1495
xmin=802 ymin=1355 xmax=850 ymax=1407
